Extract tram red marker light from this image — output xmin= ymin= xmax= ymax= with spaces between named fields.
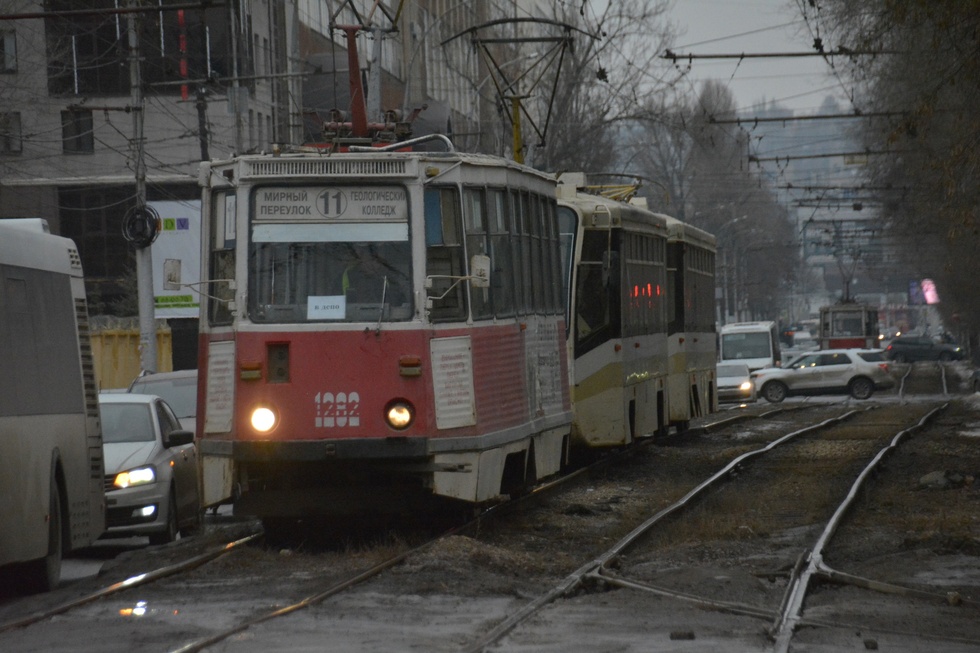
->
xmin=614 ymin=344 xmax=622 ymax=352
xmin=520 ymin=322 xmax=527 ymax=331
xmin=634 ymin=342 xmax=640 ymax=348
xmin=399 ymin=355 xmax=422 ymax=377
xmin=240 ymin=361 xmax=262 ymax=381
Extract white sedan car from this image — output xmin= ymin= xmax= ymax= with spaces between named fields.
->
xmin=99 ymin=393 xmax=201 ymax=544
xmin=752 ymin=349 xmax=895 ymax=403
xmin=717 ymin=363 xmax=757 ymax=403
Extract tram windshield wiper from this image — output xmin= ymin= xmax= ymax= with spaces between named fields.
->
xmin=374 ymin=276 xmax=389 ymax=334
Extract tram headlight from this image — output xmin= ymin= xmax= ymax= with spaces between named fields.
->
xmin=250 ymin=406 xmax=278 ymax=433
xmin=114 ymin=466 xmax=156 ymax=489
xmin=384 ymin=400 xmax=415 ymax=430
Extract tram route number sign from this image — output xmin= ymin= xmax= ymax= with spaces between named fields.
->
xmin=254 ymin=186 xmax=408 ymax=222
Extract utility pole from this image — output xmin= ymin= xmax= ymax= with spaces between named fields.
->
xmin=196 ymin=86 xmax=210 ymax=160
xmin=229 ymin=0 xmax=244 ymax=153
xmin=367 ymin=25 xmax=383 ymax=120
xmin=127 ymin=1 xmax=157 ymax=373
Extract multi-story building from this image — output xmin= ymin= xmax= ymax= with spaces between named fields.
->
xmin=0 ymin=0 xmax=556 ymax=369
xmin=0 ymin=1 xmax=297 ymax=315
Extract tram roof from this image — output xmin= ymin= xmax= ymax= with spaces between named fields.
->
xmin=200 ymin=150 xmax=557 ymax=188
xmin=659 ymin=213 xmax=717 ymax=250
xmin=557 ymin=188 xmax=671 ymax=234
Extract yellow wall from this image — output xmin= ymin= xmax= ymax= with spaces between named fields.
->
xmin=92 ymin=327 xmax=173 ymax=390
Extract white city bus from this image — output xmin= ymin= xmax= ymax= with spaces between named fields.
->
xmin=0 ymin=221 xmax=105 ymax=592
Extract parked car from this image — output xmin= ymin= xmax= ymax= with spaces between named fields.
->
xmin=99 ymin=393 xmax=201 ymax=544
xmin=128 ymin=369 xmax=198 ymax=432
xmin=752 ymin=349 xmax=895 ymax=403
xmin=884 ymin=335 xmax=964 ymax=362
xmin=716 ymin=363 xmax=757 ymax=403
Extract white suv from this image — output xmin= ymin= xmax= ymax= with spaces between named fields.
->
xmin=752 ymin=349 xmax=895 ymax=403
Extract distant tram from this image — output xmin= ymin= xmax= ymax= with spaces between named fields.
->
xmin=819 ymin=303 xmax=879 ymax=350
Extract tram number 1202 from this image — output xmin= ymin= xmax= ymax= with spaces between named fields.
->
xmin=315 ymin=391 xmax=361 ymax=428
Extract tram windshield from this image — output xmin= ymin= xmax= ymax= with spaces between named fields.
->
xmin=249 ymin=224 xmax=412 ymax=323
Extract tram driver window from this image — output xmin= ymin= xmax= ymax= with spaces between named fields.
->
xmin=208 ymin=191 xmax=236 ymax=326
xmin=575 ymin=230 xmax=621 ymax=357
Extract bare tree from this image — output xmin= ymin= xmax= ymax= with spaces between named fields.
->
xmin=636 ymin=81 xmax=797 ymax=321
xmin=804 ymin=1 xmax=980 ymax=341
xmin=513 ymin=0 xmax=680 ymax=172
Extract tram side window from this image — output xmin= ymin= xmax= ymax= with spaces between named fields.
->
xmin=666 ymin=242 xmax=682 ymax=335
xmin=425 ymin=187 xmax=466 ymax=321
xmin=488 ymin=189 xmax=515 ymax=317
xmin=624 ymin=233 xmax=665 ymax=337
xmin=575 ymin=229 xmax=621 ymax=357
xmin=557 ymin=206 xmax=578 ymax=325
xmin=209 ymin=191 xmax=236 ymax=326
xmin=531 ymin=193 xmax=559 ymax=315
xmin=687 ymin=248 xmax=715 ymax=333
xmin=543 ymin=198 xmax=563 ymax=313
xmin=463 ymin=187 xmax=492 ymax=320
xmin=528 ymin=194 xmax=545 ymax=312
xmin=512 ymin=190 xmax=533 ymax=314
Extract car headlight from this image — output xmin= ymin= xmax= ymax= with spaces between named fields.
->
xmin=114 ymin=466 xmax=156 ymax=489
xmin=739 ymin=381 xmax=753 ymax=391
xmin=385 ymin=400 xmax=415 ymax=430
xmin=250 ymin=406 xmax=278 ymax=433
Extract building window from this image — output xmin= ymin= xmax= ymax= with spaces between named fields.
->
xmin=0 ymin=112 xmax=22 ymax=153
xmin=62 ymin=110 xmax=94 ymax=153
xmin=0 ymin=30 xmax=16 ymax=73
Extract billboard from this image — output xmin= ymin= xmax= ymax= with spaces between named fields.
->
xmin=149 ymin=200 xmax=201 ymax=319
xmin=908 ymin=278 xmax=940 ymax=306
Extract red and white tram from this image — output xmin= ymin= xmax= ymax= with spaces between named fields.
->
xmin=196 ymin=148 xmax=571 ymax=517
xmin=818 ymin=302 xmax=879 ymax=350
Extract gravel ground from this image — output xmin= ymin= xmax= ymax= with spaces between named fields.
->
xmin=3 ymin=393 xmax=980 ymax=652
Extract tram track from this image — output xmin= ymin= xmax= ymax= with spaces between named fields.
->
xmin=157 ymin=408 xmax=814 ymax=653
xmin=0 ymin=402 xmax=826 ymax=652
xmin=2 ymin=365 xmax=976 ymax=652
xmin=459 ymin=405 xmax=885 ymax=652
xmin=453 ymin=364 xmax=975 ymax=651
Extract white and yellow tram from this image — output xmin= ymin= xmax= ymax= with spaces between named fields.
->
xmin=664 ymin=216 xmax=718 ymax=429
xmin=557 ymin=176 xmax=715 ymax=446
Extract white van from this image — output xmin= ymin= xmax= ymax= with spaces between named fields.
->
xmin=718 ymin=321 xmax=782 ymax=372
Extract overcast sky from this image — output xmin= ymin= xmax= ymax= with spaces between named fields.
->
xmin=667 ymin=0 xmax=848 ymax=115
